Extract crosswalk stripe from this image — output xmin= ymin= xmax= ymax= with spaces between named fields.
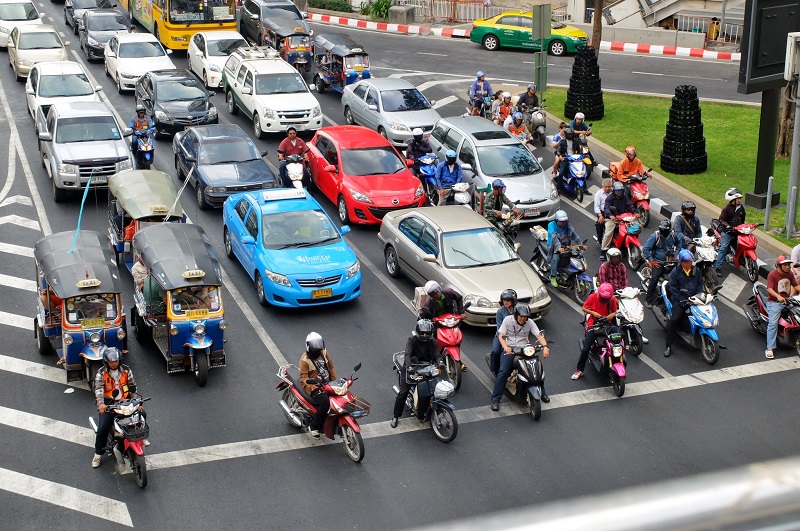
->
xmin=432 ymin=95 xmax=458 ymax=109
xmin=0 ymin=354 xmax=90 ymax=391
xmin=0 ymin=406 xmax=94 ymax=447
xmin=0 ymin=467 xmax=132 ymax=527
xmin=0 ymin=241 xmax=33 ymax=258
xmin=0 ymin=273 xmax=36 ymax=292
xmin=0 ymin=310 xmax=32 ymax=330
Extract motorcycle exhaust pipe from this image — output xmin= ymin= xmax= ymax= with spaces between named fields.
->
xmin=278 ymin=399 xmax=303 ymax=428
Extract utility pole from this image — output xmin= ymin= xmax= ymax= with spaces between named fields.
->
xmin=531 ymin=3 xmax=551 ymax=94
xmin=784 ymin=34 xmax=800 ymax=236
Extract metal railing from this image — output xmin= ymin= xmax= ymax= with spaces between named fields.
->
xmin=674 ymin=13 xmax=742 ymax=44
xmin=391 ymin=1 xmax=569 ymax=25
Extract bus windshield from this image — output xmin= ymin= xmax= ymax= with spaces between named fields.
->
xmin=168 ymin=0 xmax=235 ymax=25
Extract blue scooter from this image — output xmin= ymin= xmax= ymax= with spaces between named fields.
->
xmin=133 ymin=128 xmax=155 ymax=170
xmin=652 ymin=282 xmax=721 ymax=364
xmin=417 ymin=153 xmax=439 ymax=205
xmin=559 ymin=153 xmax=590 ymax=202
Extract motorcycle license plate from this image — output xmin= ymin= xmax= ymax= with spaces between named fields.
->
xmin=185 ymin=309 xmax=209 ymax=319
xmin=81 ymin=317 xmax=105 ymax=328
xmin=523 ymin=207 xmax=540 ymax=218
xmin=312 ymin=288 xmax=333 ymax=299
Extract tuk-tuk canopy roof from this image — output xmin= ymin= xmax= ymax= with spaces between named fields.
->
xmin=133 ymin=224 xmax=222 ymax=290
xmin=34 ymin=231 xmax=123 ymax=299
xmin=313 ymin=33 xmax=367 ymax=57
xmin=108 ymin=170 xmax=183 ymax=220
xmin=264 ymin=16 xmax=310 ymax=37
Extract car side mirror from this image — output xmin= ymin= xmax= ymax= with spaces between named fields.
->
xmin=64 ymin=41 xmax=71 ymax=46
xmin=25 ymin=87 xmax=34 ymax=95
xmin=122 ymin=127 xmax=133 ymax=137
xmin=340 ymin=225 xmax=351 ymax=235
xmin=308 ymin=83 xmax=316 ymax=91
xmin=406 ymin=158 xmax=414 ymax=167
xmin=514 ymin=242 xmax=521 ymax=252
xmin=6 ymin=42 xmax=14 ymax=49
xmin=250 ymin=13 xmax=258 ymax=19
xmin=95 ymin=85 xmax=103 ymax=92
xmin=324 ymin=164 xmax=337 ymax=173
xmin=106 ymin=51 xmax=115 ymax=57
xmin=302 ymin=12 xmax=309 ymax=18
xmin=38 ymin=132 xmax=52 ymax=141
xmin=142 ymin=96 xmax=151 ymax=102
xmin=423 ymin=254 xmax=437 ymax=263
xmin=367 ymin=104 xmax=378 ymax=111
xmin=207 ymin=91 xmax=214 ymax=97
xmin=537 ymin=157 xmax=544 ymax=164
xmin=429 ymin=99 xmax=436 ymax=106
xmin=241 ymin=87 xmax=252 ymax=95
xmin=241 ymin=235 xmax=255 ymax=245
xmin=461 ymin=163 xmax=472 ymax=172
xmin=185 ymin=154 xmax=196 ymax=163
xmin=166 ymin=49 xmax=173 ymax=55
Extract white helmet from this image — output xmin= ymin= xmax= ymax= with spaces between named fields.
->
xmin=424 ymin=280 xmax=441 ymax=295
xmin=606 ymin=247 xmax=622 ymax=258
xmin=305 ymin=332 xmax=324 ymax=355
xmin=575 ymin=112 xmax=585 ymax=120
xmin=411 ymin=127 xmax=423 ymax=137
xmin=502 ymin=91 xmax=511 ymax=100
xmin=724 ymin=187 xmax=743 ymax=202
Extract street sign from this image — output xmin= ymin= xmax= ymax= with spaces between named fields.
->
xmin=534 ymin=51 xmax=548 ymax=93
xmin=531 ymin=4 xmax=551 ymax=42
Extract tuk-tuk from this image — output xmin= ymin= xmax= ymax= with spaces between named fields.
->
xmin=264 ymin=16 xmax=312 ymax=72
xmin=107 ymin=169 xmax=184 ymax=269
xmin=130 ymin=223 xmax=225 ymax=387
xmin=33 ymin=230 xmax=126 ymax=390
xmin=312 ymin=33 xmax=370 ymax=94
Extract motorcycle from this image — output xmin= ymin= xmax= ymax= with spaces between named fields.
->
xmin=529 ymin=226 xmax=593 ymax=303
xmin=520 ymin=102 xmax=547 ymax=147
xmin=708 ymin=220 xmax=761 ymax=282
xmin=434 ymin=183 xmax=472 ymax=208
xmin=88 ymin=392 xmax=151 ymax=488
xmin=615 ymin=286 xmax=645 ymax=356
xmin=432 ymin=303 xmax=471 ymax=392
xmin=744 ymin=283 xmax=800 ymax=355
xmin=578 ymin=317 xmax=627 ymax=397
xmin=415 ymin=153 xmax=438 ymax=194
xmin=391 ymin=354 xmax=458 ymax=442
xmin=483 ymin=343 xmax=545 ymax=421
xmin=560 ymin=153 xmax=590 ymax=203
xmin=276 ymin=363 xmax=370 ymax=462
xmin=609 ymin=210 xmax=645 ymax=270
xmin=627 ymin=171 xmax=652 ymax=227
xmin=496 ymin=210 xmax=522 ymax=245
xmin=465 ymin=94 xmax=492 ymax=120
xmin=575 ymin=133 xmax=594 ymax=176
xmin=638 ymin=258 xmax=678 ymax=297
xmin=284 ymin=154 xmax=309 ymax=189
xmin=133 ymin=129 xmax=155 ymax=170
xmin=651 ymin=282 xmax=721 ymax=364
xmin=692 ymin=235 xmax=720 ymax=292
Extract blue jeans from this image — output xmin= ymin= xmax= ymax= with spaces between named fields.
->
xmin=491 ymin=351 xmax=517 ymax=402
xmin=766 ymin=301 xmax=784 ymax=350
xmin=490 ymin=335 xmax=502 ymax=374
xmin=715 ymin=232 xmax=734 ymax=269
xmin=549 ymin=253 xmax=561 ymax=278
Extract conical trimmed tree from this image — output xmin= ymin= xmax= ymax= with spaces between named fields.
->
xmin=564 ymin=45 xmax=604 ymax=120
xmin=660 ymin=85 xmax=707 ymax=174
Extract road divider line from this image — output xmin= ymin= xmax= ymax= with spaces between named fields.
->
xmin=0 ymin=405 xmax=94 ymax=447
xmin=0 ymin=353 xmax=90 ymax=390
xmin=0 ymin=273 xmax=36 ymax=292
xmin=0 ymin=310 xmax=32 ymax=330
xmin=432 ymin=95 xmax=458 ymax=109
xmin=0 ymin=466 xmax=132 ymax=527
xmin=0 ymin=241 xmax=33 ymax=258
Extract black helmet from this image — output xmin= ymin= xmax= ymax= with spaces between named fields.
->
xmin=499 ymin=288 xmax=517 ymax=305
xmin=135 ymin=104 xmax=146 ymax=114
xmin=564 ymin=127 xmax=574 ymax=141
xmin=513 ymin=303 xmax=531 ymax=319
xmin=103 ymin=347 xmax=121 ymax=368
xmin=305 ymin=332 xmax=324 ymax=359
xmin=658 ymin=220 xmax=672 ymax=235
xmin=681 ymin=201 xmax=696 ymax=216
xmin=415 ymin=319 xmax=434 ymax=342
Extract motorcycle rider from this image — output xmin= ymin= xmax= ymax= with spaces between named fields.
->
xmin=598 ymin=247 xmax=628 ymax=292
xmin=405 ymin=127 xmax=432 ymax=178
xmin=601 ymin=182 xmax=637 ymax=260
xmin=489 ymin=289 xmax=518 ymax=377
xmin=507 ymin=112 xmax=531 ymax=144
xmin=593 ymin=178 xmax=613 ymax=247
xmin=569 ymin=111 xmax=592 ymax=137
xmin=674 ymin=200 xmax=702 ymax=250
xmin=516 ymin=83 xmax=538 ymax=110
xmin=299 ymin=332 xmax=338 ymax=439
xmin=493 ymin=92 xmax=514 ymax=125
xmin=491 ymin=303 xmax=549 ymax=411
xmin=547 ymin=209 xmax=585 ymax=287
xmin=276 ymin=125 xmax=310 ymax=189
xmin=765 ymin=256 xmax=799 ymax=359
xmin=553 ymin=127 xmax=579 ymax=188
xmin=663 ymin=250 xmax=704 ymax=357
xmin=469 ymin=71 xmax=493 ymax=116
xmin=92 ymin=347 xmax=145 ymax=468
xmin=483 ymin=179 xmax=520 ymax=227
xmin=612 ymin=146 xmax=648 ymax=185
xmin=715 ymin=188 xmax=746 ymax=277
xmin=128 ymin=104 xmax=154 ymax=157
xmin=572 ymin=282 xmax=618 ymax=380
xmin=551 ymin=122 xmax=569 ymax=176
xmin=643 ymin=220 xmax=680 ymax=307
xmin=390 ymin=319 xmax=441 ymax=428
xmin=434 ymin=150 xmax=463 ymax=205
xmin=421 ymin=280 xmax=467 ymax=371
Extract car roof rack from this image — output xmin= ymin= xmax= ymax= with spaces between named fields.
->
xmin=233 ymin=46 xmax=281 ymax=60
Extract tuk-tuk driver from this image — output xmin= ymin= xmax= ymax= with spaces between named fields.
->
xmin=277 ymin=126 xmax=309 ymax=188
xmin=321 ymin=49 xmax=333 ymax=68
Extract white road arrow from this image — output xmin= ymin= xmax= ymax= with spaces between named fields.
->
xmin=0 ymin=214 xmax=39 ymax=231
xmin=0 ymin=195 xmax=33 ymax=208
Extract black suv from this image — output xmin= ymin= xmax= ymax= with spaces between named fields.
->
xmin=238 ymin=0 xmax=310 ymax=45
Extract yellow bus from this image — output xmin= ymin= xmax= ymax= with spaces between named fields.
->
xmin=121 ymin=0 xmax=237 ymax=50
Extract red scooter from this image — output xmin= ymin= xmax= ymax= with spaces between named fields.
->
xmin=433 ymin=303 xmax=471 ymax=392
xmin=709 ymin=220 xmax=761 ymax=282
xmin=626 ymin=171 xmax=652 ymax=228
xmin=744 ymin=283 xmax=800 ymax=354
xmin=609 ymin=211 xmax=645 ymax=270
xmin=276 ymin=363 xmax=370 ymax=462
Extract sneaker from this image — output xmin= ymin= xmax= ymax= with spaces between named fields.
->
xmin=91 ymin=454 xmax=102 ymax=468
xmin=571 ymin=370 xmax=583 ymax=380
xmin=765 ymin=350 xmax=774 ymax=359
xmin=143 ymin=439 xmax=151 ymax=447
xmin=664 ymin=346 xmax=672 ymax=357
xmin=550 ymin=276 xmax=558 ymax=287
xmin=390 ymin=417 xmax=399 ymax=429
xmin=540 ymin=389 xmax=550 ymax=403
xmin=716 ymin=269 xmax=723 ymax=277
xmin=490 ymin=401 xmax=500 ymax=411
xmin=308 ymin=428 xmax=321 ymax=439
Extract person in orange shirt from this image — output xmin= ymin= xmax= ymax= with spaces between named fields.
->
xmin=612 ymin=146 xmax=648 ymax=184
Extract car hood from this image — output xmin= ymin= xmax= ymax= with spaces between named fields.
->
xmin=555 ymin=25 xmax=587 ymax=38
xmin=197 ymin=160 xmax=274 ymax=186
xmin=345 ymin=173 xmax=420 ymax=200
xmin=266 ymin=243 xmax=356 ymax=276
xmin=381 ymin=109 xmax=440 ymax=128
xmin=498 ymin=171 xmax=553 ymax=205
xmin=57 ymin=139 xmax=129 ymax=163
xmin=158 ymin=97 xmax=213 ymax=116
xmin=446 ymin=259 xmax=543 ymax=301
xmin=18 ymin=48 xmax=67 ymax=64
xmin=117 ymin=56 xmax=176 ymax=76
xmin=255 ymin=92 xmax=317 ymax=111
xmin=87 ymin=29 xmax=125 ymax=44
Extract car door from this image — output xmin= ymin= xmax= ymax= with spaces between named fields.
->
xmin=362 ymin=86 xmax=381 ymax=130
xmin=415 ymin=222 xmax=442 ymax=282
xmin=394 ymin=215 xmax=426 ymax=284
xmin=106 ymin=37 xmax=118 ymax=78
xmin=494 ymin=15 xmax=521 ymax=48
xmin=227 ymin=197 xmax=251 ymax=259
xmin=188 ymin=33 xmax=203 ymax=76
xmin=346 ymin=83 xmax=367 ymax=124
xmin=25 ymin=66 xmax=38 ymax=117
xmin=241 ymin=0 xmax=258 ymax=42
xmin=515 ymin=14 xmax=537 ymax=49
xmin=241 ymin=68 xmax=255 ymax=117
xmin=177 ymin=130 xmax=198 ymax=186
xmin=428 ymin=122 xmax=449 ymax=153
xmin=434 ymin=126 xmax=464 ymax=163
xmin=457 ymin=138 xmax=480 ymax=188
xmin=241 ymin=206 xmax=260 ymax=275
xmin=309 ymin=134 xmax=337 ymax=203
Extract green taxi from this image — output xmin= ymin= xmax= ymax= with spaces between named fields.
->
xmin=470 ymin=11 xmax=588 ymax=56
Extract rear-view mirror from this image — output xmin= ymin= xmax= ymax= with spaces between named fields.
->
xmin=38 ymin=132 xmax=52 ymax=142
xmin=367 ymin=104 xmax=377 ymax=111
xmin=353 ymin=362 xmax=361 ymax=372
xmin=261 ymin=150 xmax=268 ymax=157
xmin=166 ymin=49 xmax=173 ymax=55
xmin=241 ymin=87 xmax=252 ymax=95
xmin=340 ymin=226 xmax=351 ymax=235
xmin=406 ymin=158 xmax=414 ymax=167
xmin=461 ymin=163 xmax=472 ymax=172
xmin=122 ymin=127 xmax=133 ymax=137
xmin=308 ymin=83 xmax=316 ymax=91
xmin=25 ymin=88 xmax=34 ymax=95
xmin=185 ymin=154 xmax=196 ymax=163
xmin=324 ymin=164 xmax=337 ymax=173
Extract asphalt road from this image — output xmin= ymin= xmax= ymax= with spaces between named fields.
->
xmin=0 ymin=9 xmax=794 ymax=530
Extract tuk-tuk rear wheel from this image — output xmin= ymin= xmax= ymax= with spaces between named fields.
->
xmin=133 ymin=308 xmax=151 ymax=344
xmin=88 ymin=360 xmax=102 ymax=394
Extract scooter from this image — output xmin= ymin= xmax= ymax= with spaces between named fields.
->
xmin=284 ymin=154 xmax=309 ymax=189
xmin=743 ymin=282 xmax=800 ymax=355
xmin=521 ymin=102 xmax=547 ymax=147
xmin=529 ymin=226 xmax=593 ymax=303
xmin=708 ymin=220 xmax=761 ymax=282
xmin=560 ymin=153 xmax=590 ymax=203
xmin=483 ymin=343 xmax=545 ymax=421
xmin=391 ymin=354 xmax=458 ymax=442
xmin=133 ymin=129 xmax=155 ymax=170
xmin=609 ymin=210 xmax=645 ymax=270
xmin=464 ymin=94 xmax=492 ymax=120
xmin=276 ymin=363 xmax=370 ymax=462
xmin=651 ymin=282 xmax=721 ymax=365
xmin=88 ymin=391 xmax=151 ymax=488
xmin=575 ymin=134 xmax=594 ymax=176
xmin=638 ymin=259 xmax=678 ymax=297
xmin=436 ymin=182 xmax=472 ymax=208
xmin=627 ymin=171 xmax=652 ymax=227
xmin=692 ymin=235 xmax=719 ymax=292
xmin=616 ymin=286 xmax=645 ymax=356
xmin=416 ymin=153 xmax=438 ymax=198
xmin=432 ymin=303 xmax=471 ymax=392
xmin=578 ymin=317 xmax=627 ymax=397
xmin=496 ymin=210 xmax=522 ymax=245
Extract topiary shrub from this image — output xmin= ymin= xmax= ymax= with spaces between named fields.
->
xmin=309 ymin=0 xmax=353 ymax=13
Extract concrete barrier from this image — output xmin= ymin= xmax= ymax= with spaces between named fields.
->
xmin=388 ymin=5 xmax=416 ymax=25
xmin=568 ymin=22 xmax=706 ymax=49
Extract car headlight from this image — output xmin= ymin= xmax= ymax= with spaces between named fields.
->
xmin=219 ymin=320 xmax=227 ymax=330
xmin=63 ymin=335 xmax=73 ymax=345
xmin=312 ymin=105 xmax=321 ymax=117
xmin=348 ymin=189 xmax=373 ymax=203
xmin=346 ymin=261 xmax=360 ymax=279
xmin=154 ymin=110 xmax=168 ymax=121
xmin=414 ymin=184 xmax=424 ymax=199
xmin=265 ymin=269 xmax=291 ymax=287
xmin=119 ymin=71 xmax=135 ymax=79
xmin=206 ymin=186 xmax=225 ymax=193
xmin=533 ymin=285 xmax=548 ymax=301
xmin=208 ymin=107 xmax=217 ymax=119
xmin=193 ymin=323 xmax=206 ymax=335
xmin=263 ymin=108 xmax=275 ymax=119
xmin=209 ymin=64 xmax=221 ymax=72
xmin=118 ymin=159 xmax=132 ymax=170
xmin=550 ymin=182 xmax=558 ymax=200
xmin=58 ymin=163 xmax=77 ymax=175
xmin=464 ymin=294 xmax=493 ymax=308
xmin=19 ymin=59 xmax=32 ymax=67
xmin=87 ymin=37 xmax=99 ymax=46
xmin=0 ymin=26 xmax=10 ymax=34
xmin=117 ymin=329 xmax=126 ymax=340
xmin=389 ymin=122 xmax=409 ymax=132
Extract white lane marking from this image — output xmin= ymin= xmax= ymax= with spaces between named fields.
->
xmin=147 ymin=357 xmax=800 ymax=470
xmin=432 ymin=95 xmax=457 ymax=109
xmin=58 ymin=31 xmax=66 ymax=38
xmin=322 ymin=112 xmax=336 ymax=126
xmin=0 ymin=74 xmax=51 ymax=236
xmin=0 ymin=467 xmax=132 ymax=527
xmin=416 ymin=77 xmax=472 ymax=92
xmin=70 ymin=50 xmax=127 ymax=128
xmin=0 ymin=273 xmax=36 ymax=292
xmin=0 ymin=135 xmax=15 ymax=205
xmin=719 ymin=272 xmax=747 ymax=303
xmin=637 ymin=353 xmax=674 ymax=378
xmin=0 ymin=214 xmax=40 ymax=231
xmin=47 ymin=16 xmax=53 ymax=21
xmin=0 ymin=195 xmax=33 ymax=207
xmin=387 ymin=72 xmax=417 ymax=78
xmin=417 ymin=52 xmax=447 ymax=57
xmin=0 ymin=241 xmax=33 ymax=258
xmin=0 ymin=310 xmax=33 ymax=330
xmin=631 ymin=71 xmax=664 ymax=76
xmin=0 ymin=354 xmax=90 ymax=390
xmin=0 ymin=405 xmax=94 ymax=447
xmin=632 ymin=70 xmax=725 ymax=82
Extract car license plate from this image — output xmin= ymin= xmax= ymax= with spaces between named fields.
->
xmin=185 ymin=309 xmax=209 ymax=319
xmin=312 ymin=288 xmax=333 ymax=299
xmin=523 ymin=207 xmax=540 ymax=218
xmin=294 ymin=124 xmax=305 ymax=131
xmin=91 ymin=176 xmax=108 ymax=184
xmin=81 ymin=317 xmax=105 ymax=328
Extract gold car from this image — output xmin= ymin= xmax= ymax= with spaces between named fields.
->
xmin=8 ymin=24 xmax=69 ymax=80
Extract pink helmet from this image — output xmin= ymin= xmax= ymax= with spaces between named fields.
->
xmin=598 ymin=283 xmax=614 ymax=301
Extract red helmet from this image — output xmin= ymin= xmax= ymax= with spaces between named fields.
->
xmin=777 ymin=255 xmax=792 ymax=268
xmin=625 ymin=146 xmax=636 ymax=157
xmin=598 ymin=283 xmax=614 ymax=301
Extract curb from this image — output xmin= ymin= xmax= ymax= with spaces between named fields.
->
xmin=308 ymin=12 xmax=740 ymax=62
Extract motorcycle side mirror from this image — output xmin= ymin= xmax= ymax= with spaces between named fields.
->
xmin=353 ymin=363 xmax=361 ymax=372
xmin=25 ymin=87 xmax=33 ymax=95
xmin=128 ymin=384 xmax=136 ymax=394
xmin=306 ymin=378 xmax=319 ymax=386
xmin=463 ymin=302 xmax=472 ymax=310
xmin=423 ymin=253 xmax=437 ymax=263
xmin=711 ymin=285 xmax=722 ymax=294
xmin=261 ymin=150 xmax=268 ymax=157
xmin=541 ymin=98 xmax=546 ymax=103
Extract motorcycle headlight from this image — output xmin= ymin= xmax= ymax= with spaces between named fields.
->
xmin=63 ymin=335 xmax=73 ymax=346
xmin=209 ymin=64 xmax=221 ymax=72
xmin=464 ymin=294 xmax=492 ymax=308
xmin=193 ymin=323 xmax=205 ymax=335
xmin=170 ymin=325 xmax=179 ymax=336
xmin=612 ymin=345 xmax=623 ymax=356
xmin=154 ymin=110 xmax=168 ymax=121
xmin=208 ymin=107 xmax=217 ymax=119
xmin=89 ymin=332 xmax=101 ymax=344
xmin=219 ymin=320 xmax=227 ymax=330
xmin=533 ymin=285 xmax=548 ymax=301
xmin=263 ymin=107 xmax=275 ymax=119
xmin=348 ymin=189 xmax=373 ymax=203
xmin=389 ymin=122 xmax=410 ymax=132
xmin=58 ymin=163 xmax=77 ymax=175
xmin=550 ymin=182 xmax=558 ymax=200
xmin=265 ymin=269 xmax=291 ymax=287
xmin=346 ymin=261 xmax=360 ymax=279
xmin=117 ymin=329 xmax=126 ymax=340
xmin=331 ymin=402 xmax=346 ymax=414
xmin=87 ymin=37 xmax=99 ymax=46
xmin=312 ymin=105 xmax=321 ymax=118
xmin=118 ymin=159 xmax=132 ymax=171
xmin=414 ymin=184 xmax=424 ymax=199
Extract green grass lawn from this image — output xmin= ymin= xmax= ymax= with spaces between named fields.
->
xmin=540 ymin=87 xmax=795 ymax=245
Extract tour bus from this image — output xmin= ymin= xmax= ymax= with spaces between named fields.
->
xmin=120 ymin=0 xmax=237 ymax=50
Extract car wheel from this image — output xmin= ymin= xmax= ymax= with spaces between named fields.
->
xmin=226 ymin=90 xmax=238 ymax=115
xmin=116 ymin=74 xmax=123 ymax=94
xmin=255 ymin=272 xmax=268 ymax=307
xmin=337 ymin=195 xmax=350 ymax=224
xmin=196 ymin=185 xmax=210 ymax=210
xmin=223 ymin=226 xmax=235 ymax=260
xmin=378 ymin=127 xmax=387 ymax=139
xmin=384 ymin=245 xmax=400 ymax=278
xmin=175 ymin=156 xmax=185 ymax=181
xmin=549 ymin=39 xmax=566 ymax=56
xmin=52 ymin=175 xmax=67 ymax=203
xmin=482 ymin=34 xmax=499 ymax=51
xmin=344 ymin=106 xmax=355 ymax=125
xmin=253 ymin=112 xmax=263 ymax=139
xmin=64 ymin=10 xmax=69 ymax=26
xmin=73 ymin=22 xmax=78 ymax=35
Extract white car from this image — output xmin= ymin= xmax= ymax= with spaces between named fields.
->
xmin=188 ymin=31 xmax=247 ymax=89
xmin=8 ymin=24 xmax=68 ymax=80
xmin=26 ymin=61 xmax=102 ymax=119
xmin=103 ymin=32 xmax=175 ymax=93
xmin=0 ymin=0 xmax=42 ymax=48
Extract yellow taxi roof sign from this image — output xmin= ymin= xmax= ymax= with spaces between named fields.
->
xmin=182 ymin=269 xmax=206 ymax=279
xmin=76 ymin=278 xmax=101 ymax=288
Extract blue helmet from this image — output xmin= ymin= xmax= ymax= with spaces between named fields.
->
xmin=492 ymin=179 xmax=505 ymax=191
xmin=476 ymin=71 xmax=485 ymax=78
xmin=445 ymin=150 xmax=457 ymax=160
xmin=512 ymin=112 xmax=523 ymax=121
xmin=678 ymin=249 xmax=694 ymax=262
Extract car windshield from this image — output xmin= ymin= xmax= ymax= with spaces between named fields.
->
xmin=73 ymin=0 xmax=111 ymax=9
xmin=118 ymin=41 xmax=165 ymax=58
xmin=157 ymin=78 xmax=206 ymax=102
xmin=200 ymin=137 xmax=259 ymax=164
xmin=476 ymin=144 xmax=542 ymax=176
xmin=170 ymin=285 xmax=221 ymax=315
xmin=263 ymin=5 xmax=301 ymax=21
xmin=0 ymin=3 xmax=38 ymax=21
xmin=207 ymin=37 xmax=247 ymax=56
xmin=442 ymin=227 xmax=517 ymax=268
xmin=87 ymin=12 xmax=126 ymax=31
xmin=254 ymin=73 xmax=306 ymax=95
xmin=551 ymin=20 xmax=566 ymax=29
xmin=56 ymin=116 xmax=120 ymax=143
xmin=18 ymin=31 xmax=61 ymax=50
xmin=342 ymin=146 xmax=405 ymax=176
xmin=261 ymin=210 xmax=340 ymax=250
xmin=65 ymin=294 xmax=118 ymax=324
xmin=380 ymin=88 xmax=430 ymax=112
xmin=38 ymin=73 xmax=94 ymax=97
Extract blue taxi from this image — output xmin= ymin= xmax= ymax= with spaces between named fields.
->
xmin=223 ymin=189 xmax=362 ymax=307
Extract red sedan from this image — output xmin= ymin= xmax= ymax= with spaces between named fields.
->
xmin=307 ymin=125 xmax=425 ymax=225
